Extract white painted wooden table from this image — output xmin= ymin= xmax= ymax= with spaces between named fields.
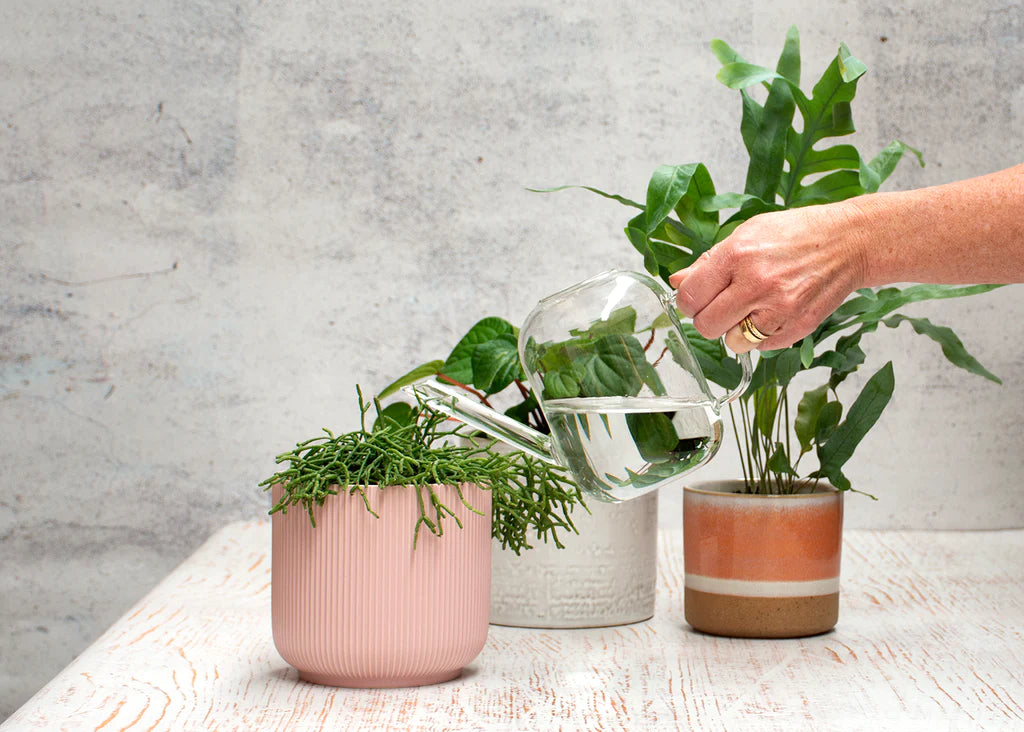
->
xmin=5 ymin=522 xmax=1023 ymax=731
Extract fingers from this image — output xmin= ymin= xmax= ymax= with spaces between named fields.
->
xmin=724 ymin=323 xmax=756 ymax=354
xmin=670 ymin=249 xmax=731 ymax=318
xmin=722 ymin=310 xmax=783 ymax=354
xmin=693 ymin=292 xmax=786 ymax=342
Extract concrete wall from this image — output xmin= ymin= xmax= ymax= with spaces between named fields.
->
xmin=2 ymin=0 xmax=1021 ymax=718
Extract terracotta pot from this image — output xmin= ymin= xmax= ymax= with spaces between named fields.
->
xmin=683 ymin=480 xmax=843 ymax=638
xmin=489 ymin=490 xmax=658 ymax=628
xmin=271 ymin=483 xmax=491 ymax=687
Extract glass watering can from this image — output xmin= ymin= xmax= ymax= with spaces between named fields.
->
xmin=407 ymin=270 xmax=752 ymax=502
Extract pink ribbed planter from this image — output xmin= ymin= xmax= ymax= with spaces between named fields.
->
xmin=271 ymin=483 xmax=492 ymax=688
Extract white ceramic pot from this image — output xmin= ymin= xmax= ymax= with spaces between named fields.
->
xmin=489 ymin=490 xmax=659 ymax=628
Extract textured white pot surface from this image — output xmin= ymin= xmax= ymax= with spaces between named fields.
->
xmin=489 ymin=490 xmax=659 ymax=628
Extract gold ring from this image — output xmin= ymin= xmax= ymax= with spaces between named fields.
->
xmin=740 ymin=314 xmax=769 ymax=344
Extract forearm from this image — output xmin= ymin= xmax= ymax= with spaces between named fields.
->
xmin=844 ymin=163 xmax=1024 ymax=286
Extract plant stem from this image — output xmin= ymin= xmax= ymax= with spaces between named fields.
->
xmin=729 ymin=402 xmax=749 ymax=487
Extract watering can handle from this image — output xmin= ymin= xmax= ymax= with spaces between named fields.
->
xmin=715 ymin=346 xmax=753 ymax=410
xmin=657 ymin=290 xmax=753 ymax=410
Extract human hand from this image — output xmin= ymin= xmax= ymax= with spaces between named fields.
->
xmin=668 ymin=202 xmax=869 ymax=354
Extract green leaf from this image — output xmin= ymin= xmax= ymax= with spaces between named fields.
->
xmin=644 ymin=164 xmax=717 ymax=240
xmin=625 ymin=211 xmax=658 ymax=276
xmin=743 ymin=352 xmax=772 ymax=397
xmin=628 ymin=164 xmax=722 ymax=280
xmin=799 ymin=336 xmax=815 ymax=368
xmin=739 ymin=90 xmax=764 ymax=155
xmin=698 ymin=192 xmax=776 ymax=212
xmin=830 ymin=101 xmax=856 ymax=135
xmin=816 ymin=284 xmax=1003 ymax=341
xmin=860 ymin=141 xmax=925 ymax=193
xmin=791 ymin=169 xmax=865 ymax=206
xmin=543 ymin=370 xmax=580 ymax=399
xmin=824 ymin=468 xmax=852 ymax=492
xmin=882 ymin=315 xmax=1001 ymax=384
xmin=818 ymin=327 xmax=871 ymax=389
xmin=838 ymin=42 xmax=868 ymax=83
xmin=372 ymin=401 xmax=416 ymax=430
xmin=774 ymin=348 xmax=803 ymax=387
xmin=767 ymin=442 xmax=797 ymax=475
xmin=673 ymin=164 xmax=719 ymax=243
xmin=781 ymin=45 xmax=868 ymax=205
xmin=377 ymin=360 xmax=444 ymax=400
xmin=816 ymin=361 xmax=895 ymax=480
xmin=776 ymin=25 xmax=801 ymax=85
xmin=527 ymin=184 xmax=644 ymax=210
xmin=676 ymin=325 xmax=743 ymax=391
xmin=572 ymin=305 xmax=637 ymax=339
xmin=578 ymin=335 xmax=648 ymax=397
xmin=504 ymin=391 xmax=540 ymax=426
xmin=471 ymin=333 xmax=522 ymax=395
xmin=755 ymin=385 xmax=779 ymax=439
xmin=796 ymin=143 xmax=863 ymax=177
xmin=442 ymin=317 xmax=517 ymax=386
xmin=710 ymin=38 xmax=749 ymax=65
xmin=794 ymin=384 xmax=829 ymax=453
xmin=716 ymin=63 xmax=781 ymax=90
xmin=815 ymin=400 xmax=843 ymax=444
xmin=744 ymin=77 xmax=796 ymax=202
xmin=626 ymin=412 xmax=679 ymax=462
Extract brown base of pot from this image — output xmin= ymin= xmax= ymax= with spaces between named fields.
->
xmin=684 ymin=588 xmax=838 ymax=639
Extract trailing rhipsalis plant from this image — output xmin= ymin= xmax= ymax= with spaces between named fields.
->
xmin=261 ymin=387 xmax=583 ymax=553
xmin=538 ymin=26 xmax=1000 ymax=495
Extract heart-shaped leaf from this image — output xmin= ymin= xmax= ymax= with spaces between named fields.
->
xmin=543 ymin=370 xmax=581 ymax=400
xmin=578 ymin=335 xmax=648 ymax=397
xmin=471 ymin=333 xmax=522 ymax=394
xmin=442 ymin=317 xmax=518 ymax=387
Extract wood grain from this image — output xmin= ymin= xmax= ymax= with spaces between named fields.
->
xmin=4 ymin=523 xmax=1023 ymax=730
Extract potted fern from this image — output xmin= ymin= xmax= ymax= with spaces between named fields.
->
xmin=379 ymin=319 xmax=660 ymax=629
xmin=546 ymin=27 xmax=1001 ymax=637
xmin=260 ymin=387 xmax=579 ymax=686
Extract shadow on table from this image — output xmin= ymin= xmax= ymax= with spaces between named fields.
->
xmin=254 ymin=664 xmax=481 ymax=691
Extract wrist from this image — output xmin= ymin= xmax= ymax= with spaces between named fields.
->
xmin=826 ymin=195 xmax=877 ymax=290
xmin=836 ymin=193 xmax=902 ymax=289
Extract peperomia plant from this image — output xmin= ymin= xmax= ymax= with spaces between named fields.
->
xmin=541 ymin=26 xmax=1000 ymax=495
xmin=378 ymin=316 xmax=548 ymax=437
xmin=377 ymin=319 xmax=594 ymax=532
xmin=381 ymin=296 xmax=719 ymax=499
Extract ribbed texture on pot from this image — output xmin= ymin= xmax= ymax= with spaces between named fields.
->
xmin=271 ymin=483 xmax=491 ymax=688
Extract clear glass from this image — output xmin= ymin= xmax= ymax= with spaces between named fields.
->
xmin=409 ymin=269 xmax=751 ymax=502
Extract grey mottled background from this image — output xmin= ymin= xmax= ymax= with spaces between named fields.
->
xmin=2 ymin=0 xmax=1022 ymax=719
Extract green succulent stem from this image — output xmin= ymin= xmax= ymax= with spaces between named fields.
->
xmin=260 ymin=387 xmax=586 ymax=553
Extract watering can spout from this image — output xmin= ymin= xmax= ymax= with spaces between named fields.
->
xmin=403 ymin=381 xmax=556 ymax=464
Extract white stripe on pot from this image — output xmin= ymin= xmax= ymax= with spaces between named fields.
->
xmin=685 ymin=574 xmax=841 ymax=598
